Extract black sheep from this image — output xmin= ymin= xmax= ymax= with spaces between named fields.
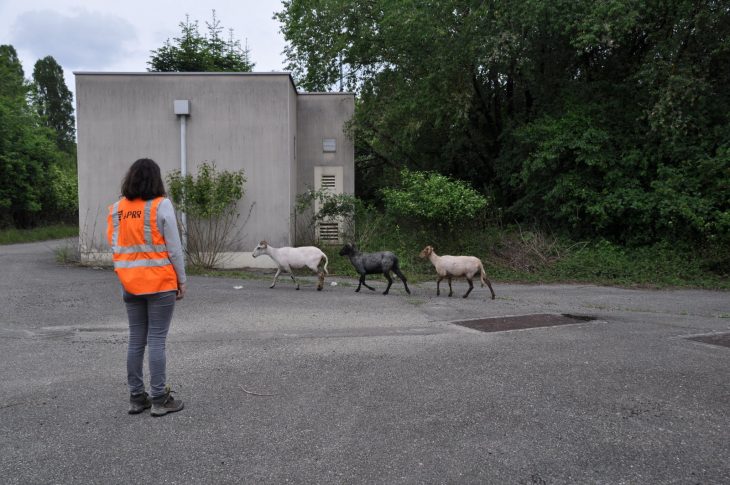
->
xmin=339 ymin=243 xmax=411 ymax=295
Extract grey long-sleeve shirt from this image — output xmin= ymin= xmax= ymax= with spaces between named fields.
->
xmin=157 ymin=198 xmax=187 ymax=284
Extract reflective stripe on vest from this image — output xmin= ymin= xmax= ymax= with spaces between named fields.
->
xmin=114 ymin=258 xmax=174 ymax=269
xmin=111 ymin=200 xmax=120 ymax=248
xmin=110 ymin=198 xmax=171 ymax=270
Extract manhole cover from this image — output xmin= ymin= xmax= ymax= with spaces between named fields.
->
xmin=687 ymin=333 xmax=730 ymax=349
xmin=453 ymin=313 xmax=595 ymax=333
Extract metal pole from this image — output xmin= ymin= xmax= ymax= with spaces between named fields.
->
xmin=179 ymin=114 xmax=187 ymax=250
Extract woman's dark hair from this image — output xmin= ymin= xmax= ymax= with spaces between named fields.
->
xmin=121 ymin=158 xmax=166 ymax=200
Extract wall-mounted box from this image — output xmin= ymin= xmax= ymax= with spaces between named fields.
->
xmin=174 ymin=99 xmax=190 ymax=115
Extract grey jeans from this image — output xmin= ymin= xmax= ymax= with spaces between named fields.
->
xmin=123 ymin=290 xmax=176 ymax=398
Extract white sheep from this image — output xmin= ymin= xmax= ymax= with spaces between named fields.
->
xmin=418 ymin=245 xmax=495 ymax=299
xmin=252 ymin=241 xmax=328 ymax=291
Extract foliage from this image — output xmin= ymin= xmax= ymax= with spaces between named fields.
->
xmin=149 ymin=11 xmax=255 ymax=72
xmin=544 ymin=240 xmax=730 ymax=289
xmin=294 ymin=186 xmax=360 ymax=244
xmin=44 ymin=163 xmax=79 ymax=220
xmin=166 ymin=162 xmax=247 ymax=269
xmin=0 ymin=45 xmax=77 ymax=229
xmin=277 ymin=0 xmax=730 ymax=248
xmin=295 ymin=187 xmax=359 ymax=221
xmin=167 ymin=162 xmax=245 ymax=217
xmin=31 ymin=56 xmax=75 ymax=153
xmin=381 ymin=169 xmax=488 ymax=228
xmin=312 ymin=200 xmax=729 ymax=290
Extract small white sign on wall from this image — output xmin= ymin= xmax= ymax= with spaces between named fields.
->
xmin=323 ymin=138 xmax=336 ymax=152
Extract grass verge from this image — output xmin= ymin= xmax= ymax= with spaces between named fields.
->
xmin=317 ymin=226 xmax=730 ymax=291
xmin=0 ymin=224 xmax=78 ymax=245
xmin=37 ymin=218 xmax=725 ymax=291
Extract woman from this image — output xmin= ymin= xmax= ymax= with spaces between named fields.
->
xmin=107 ymin=158 xmax=186 ymax=417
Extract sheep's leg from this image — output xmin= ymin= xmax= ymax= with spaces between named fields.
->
xmin=447 ymin=277 xmax=453 ymax=297
xmin=358 ymin=274 xmax=375 ymax=292
xmin=382 ymin=271 xmax=393 ymax=295
xmin=393 ymin=266 xmax=410 ymax=294
xmin=483 ymin=275 xmax=496 ymax=300
xmin=304 ymin=262 xmax=325 ymax=291
xmin=463 ymin=277 xmax=474 ymax=298
xmin=270 ymin=268 xmax=282 ymax=288
xmin=283 ymin=265 xmax=299 ymax=290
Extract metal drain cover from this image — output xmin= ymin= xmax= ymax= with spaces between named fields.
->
xmin=452 ymin=313 xmax=595 ymax=333
xmin=687 ymin=333 xmax=730 ymax=349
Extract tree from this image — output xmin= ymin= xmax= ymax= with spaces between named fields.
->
xmin=276 ymin=0 xmax=730 ymax=247
xmin=0 ymin=45 xmax=77 ymax=228
xmin=148 ymin=11 xmax=255 ymax=72
xmin=0 ymin=45 xmax=26 ymax=99
xmin=31 ymin=56 xmax=75 ymax=153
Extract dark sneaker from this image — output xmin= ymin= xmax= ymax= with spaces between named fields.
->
xmin=129 ymin=391 xmax=151 ymax=414
xmin=150 ymin=385 xmax=184 ymax=417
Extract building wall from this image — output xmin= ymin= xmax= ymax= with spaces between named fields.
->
xmin=75 ymin=72 xmax=353 ymax=268
xmin=295 ymin=93 xmax=356 ymax=243
xmin=296 ymin=93 xmax=355 ymax=195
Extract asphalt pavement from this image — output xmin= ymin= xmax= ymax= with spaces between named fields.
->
xmin=1 ymin=239 xmax=728 ymax=484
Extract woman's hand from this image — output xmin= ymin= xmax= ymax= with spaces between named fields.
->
xmin=176 ymin=282 xmax=186 ymax=300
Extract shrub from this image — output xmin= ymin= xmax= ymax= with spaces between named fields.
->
xmin=380 ymin=169 xmax=488 ymax=229
xmin=166 ymin=162 xmax=247 ymax=269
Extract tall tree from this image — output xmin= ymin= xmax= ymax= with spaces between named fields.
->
xmin=0 ymin=44 xmax=26 ymax=99
xmin=0 ymin=45 xmax=76 ymax=228
xmin=276 ymin=0 xmax=730 ymax=247
xmin=148 ymin=11 xmax=255 ymax=72
xmin=31 ymin=56 xmax=75 ymax=153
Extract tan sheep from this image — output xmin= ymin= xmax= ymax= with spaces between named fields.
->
xmin=419 ymin=245 xmax=495 ymax=299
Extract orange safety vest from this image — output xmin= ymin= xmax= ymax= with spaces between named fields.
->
xmin=107 ymin=197 xmax=178 ymax=295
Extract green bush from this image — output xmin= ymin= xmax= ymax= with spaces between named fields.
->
xmin=166 ymin=162 xmax=247 ymax=268
xmin=167 ymin=162 xmax=245 ymax=218
xmin=381 ymin=169 xmax=488 ymax=229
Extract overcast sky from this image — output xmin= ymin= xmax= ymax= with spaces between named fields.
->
xmin=0 ymin=0 xmax=288 ymax=99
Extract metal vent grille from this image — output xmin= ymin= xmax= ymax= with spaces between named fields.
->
xmin=321 ymin=174 xmax=336 ymax=190
xmin=318 ymin=222 xmax=339 ymax=241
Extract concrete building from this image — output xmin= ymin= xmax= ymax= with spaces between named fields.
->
xmin=74 ymin=72 xmax=354 ymax=268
